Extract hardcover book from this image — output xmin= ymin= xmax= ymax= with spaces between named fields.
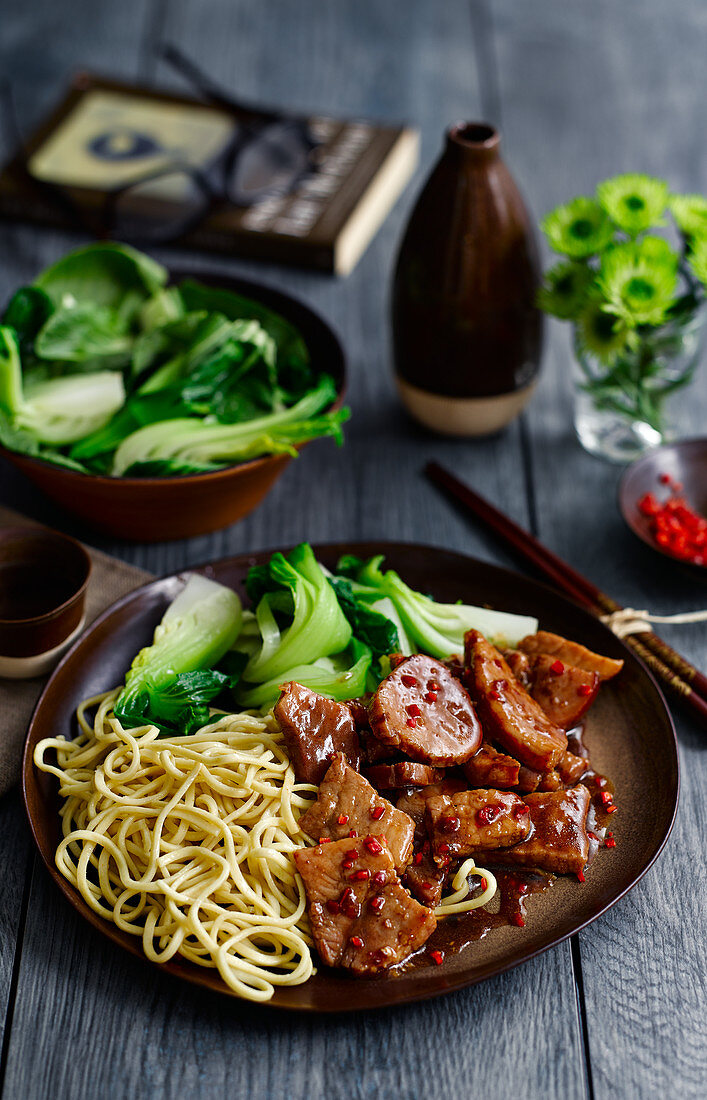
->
xmin=0 ymin=74 xmax=419 ymax=275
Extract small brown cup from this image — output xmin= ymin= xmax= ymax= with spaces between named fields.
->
xmin=0 ymin=526 xmax=91 ymax=678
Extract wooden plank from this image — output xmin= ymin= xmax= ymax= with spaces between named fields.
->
xmin=493 ymin=2 xmax=707 ymax=1096
xmin=0 ymin=792 xmax=32 ymax=1060
xmin=0 ymin=1 xmax=588 ymax=1098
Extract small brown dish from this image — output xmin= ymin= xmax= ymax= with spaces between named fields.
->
xmin=0 ymin=526 xmax=91 ymax=678
xmin=0 ymin=272 xmax=346 ymax=542
xmin=618 ymin=437 xmax=707 ymax=575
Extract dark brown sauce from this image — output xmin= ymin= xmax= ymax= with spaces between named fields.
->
xmin=0 ymin=563 xmax=77 ymax=620
xmin=398 ymin=869 xmax=555 ymax=973
xmin=566 ymin=723 xmax=617 ymax=835
xmin=396 ymin=721 xmax=617 ymax=973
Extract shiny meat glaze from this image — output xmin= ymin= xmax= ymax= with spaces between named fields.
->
xmin=369 ymin=654 xmax=482 ymax=766
xmin=293 ymin=837 xmax=436 ymax=974
xmin=366 ymin=761 xmax=444 ymax=789
xmin=558 ymin=749 xmax=588 ymax=784
xmin=426 ymin=789 xmax=531 ymax=864
xmin=463 ymin=741 xmax=520 ymax=788
xmin=396 ymin=779 xmax=467 ymax=907
xmin=525 ymin=654 xmax=600 ymax=729
xmin=518 ymin=631 xmax=624 ymax=681
xmin=478 ymin=784 xmax=591 ymax=874
xmin=297 ymin=752 xmax=414 ymax=871
xmin=464 ymin=630 xmax=567 ymax=772
xmin=274 ymin=682 xmax=361 ymax=784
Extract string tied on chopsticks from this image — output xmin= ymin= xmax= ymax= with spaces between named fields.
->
xmin=601 ymin=608 xmax=707 ymax=638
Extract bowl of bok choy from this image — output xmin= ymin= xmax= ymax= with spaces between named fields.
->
xmin=0 ymin=243 xmax=347 ymax=541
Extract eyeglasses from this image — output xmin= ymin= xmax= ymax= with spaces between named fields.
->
xmin=1 ymin=44 xmax=319 ymax=244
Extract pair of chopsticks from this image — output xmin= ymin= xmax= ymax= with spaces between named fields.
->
xmin=426 ymin=461 xmax=707 ymax=727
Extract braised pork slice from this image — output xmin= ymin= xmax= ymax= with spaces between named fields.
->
xmin=347 ymin=696 xmax=372 ymax=729
xmin=298 ymin=753 xmax=414 ymax=872
xmin=504 ymin=650 xmax=532 ymax=688
xmin=360 ymin=731 xmax=398 ymax=764
xmin=369 ymin=654 xmax=482 ymax=766
xmin=367 ymin=761 xmax=444 ymax=789
xmin=293 ymin=838 xmax=436 ymax=974
xmin=518 ymin=631 xmax=624 ymax=681
xmin=517 ymin=766 xmax=542 ymax=793
xmin=464 ymin=631 xmax=567 ymax=772
xmin=478 ymin=785 xmax=591 ymax=874
xmin=396 ymin=780 xmax=467 ymax=907
xmin=426 ymin=789 xmax=531 ymax=864
xmin=463 ymin=742 xmax=520 ymax=789
xmin=558 ymin=749 xmax=588 ymax=785
xmin=526 ymin=654 xmax=600 ymax=729
xmin=274 ymin=683 xmax=361 ymax=784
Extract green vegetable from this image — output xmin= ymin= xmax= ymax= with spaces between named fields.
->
xmin=35 ymin=242 xmax=167 ymax=312
xmin=179 ymin=279 xmax=311 ymax=391
xmin=0 ymin=326 xmax=125 ymax=444
xmin=236 ymin=638 xmax=372 ymax=709
xmin=327 ymin=575 xmax=401 ymax=659
xmin=2 ymin=286 xmax=54 ymax=355
xmin=238 ymin=543 xmax=352 ymax=685
xmin=111 ymin=376 xmax=346 ymax=475
xmin=0 ymin=243 xmax=347 ymax=476
xmin=34 ymin=302 xmax=133 ymax=368
xmin=114 ymin=574 xmax=242 ymax=736
xmin=336 ymin=554 xmax=538 ymax=655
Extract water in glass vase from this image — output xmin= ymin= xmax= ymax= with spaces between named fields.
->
xmin=573 ymin=306 xmax=704 ymax=463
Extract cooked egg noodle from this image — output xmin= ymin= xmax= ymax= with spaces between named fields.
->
xmin=34 ymin=691 xmax=319 ymax=1002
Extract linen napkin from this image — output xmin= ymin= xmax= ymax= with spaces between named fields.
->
xmin=0 ymin=507 xmax=151 ymax=796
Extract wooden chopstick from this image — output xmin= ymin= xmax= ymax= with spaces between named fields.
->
xmin=426 ymin=461 xmax=707 ymax=726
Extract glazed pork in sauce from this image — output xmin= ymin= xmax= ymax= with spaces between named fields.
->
xmin=280 ymin=625 xmax=620 ymax=977
xmin=465 ymin=630 xmax=567 ymax=772
xmin=275 ymin=682 xmax=361 ymax=783
xmin=368 ymin=654 xmax=482 ymax=765
xmin=298 ymin=752 xmax=414 ymax=872
xmin=293 ymin=838 xmax=436 ymax=974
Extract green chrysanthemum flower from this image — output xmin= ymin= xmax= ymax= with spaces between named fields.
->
xmin=542 ymin=197 xmax=615 ymax=258
xmin=598 ymin=240 xmax=677 ymax=325
xmin=687 ymin=234 xmax=707 ymax=289
xmin=576 ymin=296 xmax=628 ymax=363
xmin=669 ymin=194 xmax=707 ymax=237
xmin=596 ymin=174 xmax=668 ymax=236
xmin=536 ymin=261 xmax=593 ymax=320
xmin=638 ymin=234 xmax=679 ymax=272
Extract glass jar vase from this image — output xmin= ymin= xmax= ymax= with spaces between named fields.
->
xmin=573 ymin=305 xmax=704 ymax=462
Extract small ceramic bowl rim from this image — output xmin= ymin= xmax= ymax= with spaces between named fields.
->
xmin=617 ymin=435 xmax=707 ymax=572
xmin=0 ymin=525 xmax=92 ymax=627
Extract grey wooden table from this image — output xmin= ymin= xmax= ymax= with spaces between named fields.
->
xmin=1 ymin=2 xmax=705 ymax=1097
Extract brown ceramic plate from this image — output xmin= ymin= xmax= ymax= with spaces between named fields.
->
xmin=22 ymin=542 xmax=679 ymax=1012
xmin=1 ymin=272 xmax=345 ymax=542
xmin=618 ymin=437 xmax=707 ymax=575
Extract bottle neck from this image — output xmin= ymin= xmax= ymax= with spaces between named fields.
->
xmin=445 ymin=122 xmax=501 ymax=165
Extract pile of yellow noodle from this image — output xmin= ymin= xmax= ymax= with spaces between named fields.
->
xmin=34 ymin=690 xmax=497 ymax=1001
xmin=34 ymin=690 xmax=319 ymax=1002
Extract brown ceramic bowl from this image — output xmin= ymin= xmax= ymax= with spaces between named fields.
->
xmin=0 ymin=525 xmax=91 ymax=678
xmin=22 ymin=542 xmax=678 ymax=1011
xmin=0 ymin=273 xmax=346 ymax=542
xmin=618 ymin=437 xmax=707 ymax=575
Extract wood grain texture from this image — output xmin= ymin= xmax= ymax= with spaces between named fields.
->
xmin=0 ymin=0 xmax=589 ymax=1098
xmin=2 ymin=0 xmax=705 ymax=1096
xmin=493 ymin=2 xmax=707 ymax=1097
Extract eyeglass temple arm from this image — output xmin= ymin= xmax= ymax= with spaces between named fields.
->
xmin=157 ymin=42 xmax=288 ymax=127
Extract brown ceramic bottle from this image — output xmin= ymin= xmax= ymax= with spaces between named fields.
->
xmin=392 ymin=122 xmax=543 ymax=435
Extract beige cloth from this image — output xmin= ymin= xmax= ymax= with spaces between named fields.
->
xmin=0 ymin=508 xmax=151 ymax=796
